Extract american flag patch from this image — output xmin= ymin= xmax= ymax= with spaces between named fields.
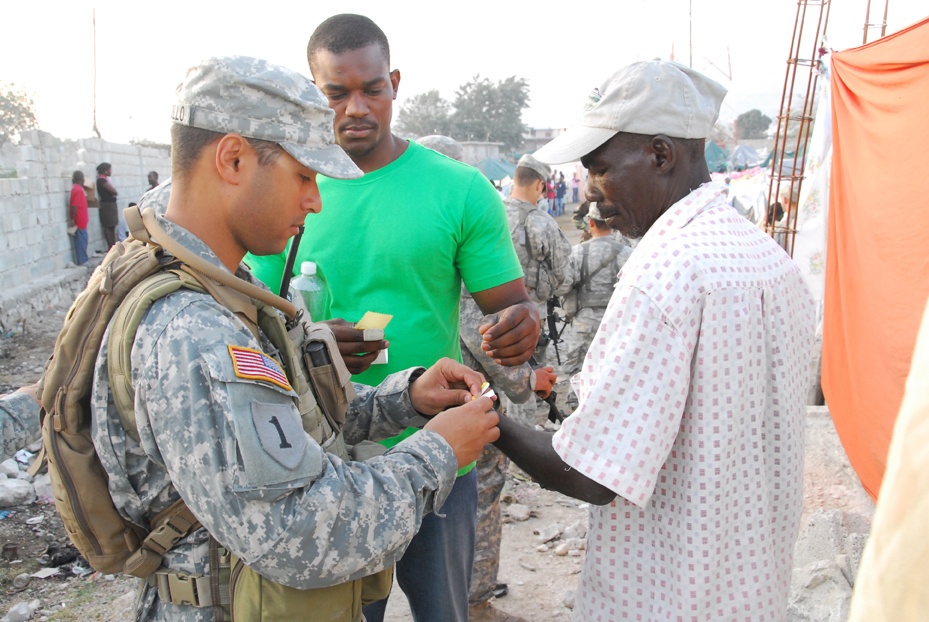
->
xmin=228 ymin=346 xmax=292 ymax=391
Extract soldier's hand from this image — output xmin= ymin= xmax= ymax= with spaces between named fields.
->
xmin=424 ymin=397 xmax=500 ymax=468
xmin=410 ymin=358 xmax=486 ymax=415
xmin=533 ymin=366 xmax=557 ymax=399
xmin=322 ymin=318 xmax=388 ymax=375
xmin=479 ymin=302 xmax=540 ymax=367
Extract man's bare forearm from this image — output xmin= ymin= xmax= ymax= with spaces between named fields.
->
xmin=493 ymin=415 xmax=615 ymax=506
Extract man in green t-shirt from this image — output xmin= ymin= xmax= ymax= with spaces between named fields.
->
xmin=245 ymin=14 xmax=539 ymax=622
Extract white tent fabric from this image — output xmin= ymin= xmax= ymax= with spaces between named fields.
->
xmin=792 ymin=55 xmax=833 ymax=314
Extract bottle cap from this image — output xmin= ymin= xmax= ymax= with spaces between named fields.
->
xmin=300 ymin=261 xmax=317 ymax=276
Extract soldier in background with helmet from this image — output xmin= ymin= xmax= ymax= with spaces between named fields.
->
xmin=557 ymin=203 xmax=633 ymax=375
xmin=459 ymin=285 xmax=556 ymax=622
xmin=417 ymin=134 xmax=555 ymax=622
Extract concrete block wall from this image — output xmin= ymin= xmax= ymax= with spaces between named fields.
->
xmin=0 ymin=130 xmax=170 ymax=328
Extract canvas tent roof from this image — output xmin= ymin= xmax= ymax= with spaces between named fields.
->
xmin=704 ymin=141 xmax=730 ymax=172
xmin=478 ymin=159 xmax=516 ymax=181
xmin=730 ymin=144 xmax=764 ymax=169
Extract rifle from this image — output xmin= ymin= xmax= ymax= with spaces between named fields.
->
xmin=529 ymin=355 xmax=565 ymax=424
xmin=545 ymin=297 xmax=568 ymax=366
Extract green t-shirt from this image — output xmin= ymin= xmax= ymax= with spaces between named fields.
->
xmin=246 ymin=141 xmax=523 ymax=473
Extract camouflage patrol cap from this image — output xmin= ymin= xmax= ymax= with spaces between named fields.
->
xmin=172 ymin=56 xmax=362 ymax=180
xmin=516 ymin=153 xmax=551 ymax=182
xmin=416 ymin=135 xmax=464 ymax=162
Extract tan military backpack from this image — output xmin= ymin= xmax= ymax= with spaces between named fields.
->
xmin=31 ymin=206 xmax=298 ymax=578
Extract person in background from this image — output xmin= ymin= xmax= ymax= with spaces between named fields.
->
xmin=570 ymin=171 xmax=580 ymax=203
xmin=147 ymin=171 xmax=159 ymax=191
xmin=417 ymin=133 xmax=551 ymax=622
xmin=545 ymin=173 xmax=555 ymax=215
xmin=95 ymin=162 xmax=119 ymax=249
xmin=246 ymin=15 xmax=539 ymax=622
xmin=553 ymin=172 xmax=567 ymax=216
xmin=504 ymin=154 xmax=571 ymax=429
xmin=494 ymin=60 xmax=815 ymax=620
xmin=556 ymin=202 xmax=632 ymax=375
xmin=460 ymin=284 xmax=555 ymax=622
xmin=69 ymin=170 xmax=89 ymax=265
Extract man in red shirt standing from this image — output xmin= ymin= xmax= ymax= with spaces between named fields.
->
xmin=69 ymin=170 xmax=89 ymax=265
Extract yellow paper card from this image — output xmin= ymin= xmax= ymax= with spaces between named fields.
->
xmin=355 ymin=311 xmax=393 ymax=331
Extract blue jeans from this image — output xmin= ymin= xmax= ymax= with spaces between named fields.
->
xmin=73 ymin=228 xmax=88 ymax=265
xmin=362 ymin=468 xmax=477 ymax=622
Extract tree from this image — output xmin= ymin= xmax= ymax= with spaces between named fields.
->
xmin=450 ymin=75 xmax=529 ymax=151
xmin=395 ymin=90 xmax=452 ymax=139
xmin=0 ymin=83 xmax=38 ymax=146
xmin=735 ymin=109 xmax=772 ymax=139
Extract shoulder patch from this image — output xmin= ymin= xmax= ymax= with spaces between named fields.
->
xmin=251 ymin=401 xmax=308 ymax=470
xmin=228 ymin=345 xmax=292 ymax=391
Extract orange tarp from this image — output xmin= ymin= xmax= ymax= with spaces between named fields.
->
xmin=824 ymin=16 xmax=929 ymax=500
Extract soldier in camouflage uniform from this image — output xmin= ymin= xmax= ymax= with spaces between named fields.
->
xmin=557 ymin=203 xmax=633 ymax=375
xmin=414 ymin=135 xmax=554 ymax=622
xmin=505 ymin=154 xmax=571 ymax=427
xmin=91 ymin=56 xmax=500 ymax=621
xmin=460 ymin=286 xmax=556 ymax=622
xmin=0 ymin=385 xmax=39 ymax=461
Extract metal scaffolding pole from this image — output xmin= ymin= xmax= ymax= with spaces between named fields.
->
xmin=765 ymin=0 xmax=831 ymax=257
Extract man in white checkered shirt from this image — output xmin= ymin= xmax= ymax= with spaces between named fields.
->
xmin=493 ymin=60 xmax=815 ymax=621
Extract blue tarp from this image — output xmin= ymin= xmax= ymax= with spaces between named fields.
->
xmin=478 ymin=159 xmax=516 ymax=181
xmin=705 ymin=141 xmax=730 ymax=172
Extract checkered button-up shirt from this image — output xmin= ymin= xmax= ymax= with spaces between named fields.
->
xmin=553 ymin=182 xmax=815 ymax=621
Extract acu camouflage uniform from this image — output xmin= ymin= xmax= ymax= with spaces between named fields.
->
xmin=0 ymin=392 xmax=38 ymax=461
xmin=92 ymin=215 xmax=459 ymax=621
xmin=458 ymin=286 xmax=534 ymax=607
xmin=505 ymin=196 xmax=570 ymax=425
xmin=505 ymin=196 xmax=571 ymax=308
xmin=557 ymin=235 xmax=633 ymax=375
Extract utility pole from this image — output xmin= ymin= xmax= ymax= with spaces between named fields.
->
xmin=92 ymin=9 xmax=101 ymax=139
xmin=689 ymin=0 xmax=693 ymax=67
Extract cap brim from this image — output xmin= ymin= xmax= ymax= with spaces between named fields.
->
xmin=281 ymin=142 xmax=363 ymax=180
xmin=533 ymin=126 xmax=618 ymax=164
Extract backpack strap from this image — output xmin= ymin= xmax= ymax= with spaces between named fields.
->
xmin=516 ymin=203 xmax=550 ymax=295
xmin=108 ymin=270 xmax=202 ymax=441
xmin=123 ymin=499 xmax=202 ymax=578
xmin=129 ymin=205 xmax=297 ymax=320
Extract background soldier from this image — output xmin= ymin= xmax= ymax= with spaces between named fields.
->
xmin=505 ymin=153 xmax=571 ymax=428
xmin=557 ymin=203 xmax=633 ymax=375
xmin=416 ymin=133 xmax=553 ymax=622
xmin=460 ymin=286 xmax=555 ymax=622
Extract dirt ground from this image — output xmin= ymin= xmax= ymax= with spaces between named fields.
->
xmin=0 ymin=205 xmax=872 ymax=620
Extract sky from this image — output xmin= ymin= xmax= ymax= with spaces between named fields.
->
xmin=3 ymin=0 xmax=926 ymax=145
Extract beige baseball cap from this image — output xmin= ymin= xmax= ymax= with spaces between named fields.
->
xmin=534 ymin=60 xmax=727 ymax=164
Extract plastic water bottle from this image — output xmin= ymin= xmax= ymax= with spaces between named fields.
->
xmin=290 ymin=261 xmax=327 ymax=322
